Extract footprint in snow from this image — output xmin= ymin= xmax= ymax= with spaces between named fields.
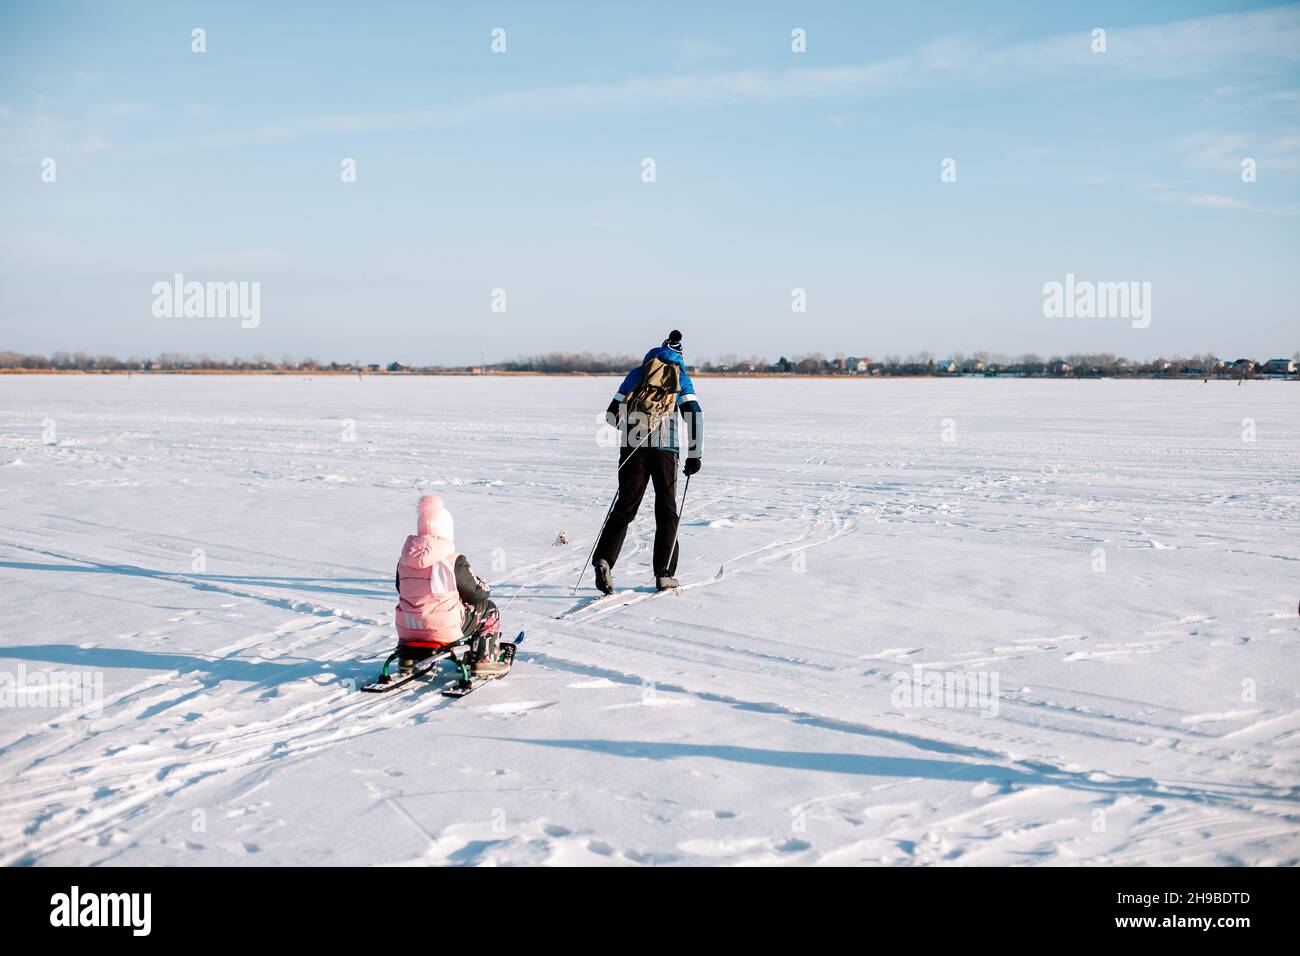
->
xmin=604 ymin=697 xmax=692 ymax=710
xmin=688 ymin=808 xmax=737 ymax=820
xmin=479 ymin=700 xmax=554 ymax=716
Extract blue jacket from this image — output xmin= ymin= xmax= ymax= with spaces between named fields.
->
xmin=608 ymin=347 xmax=703 ymax=457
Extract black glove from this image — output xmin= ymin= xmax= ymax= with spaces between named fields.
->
xmin=683 ymin=457 xmax=702 ymax=476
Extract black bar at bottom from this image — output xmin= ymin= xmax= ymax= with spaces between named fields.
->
xmin=1 ymin=865 xmax=1292 ymax=943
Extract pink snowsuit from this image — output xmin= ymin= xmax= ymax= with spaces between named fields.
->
xmin=395 ymin=495 xmax=466 ymax=648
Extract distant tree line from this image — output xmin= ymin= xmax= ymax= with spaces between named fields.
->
xmin=695 ymin=350 xmax=1299 ymax=379
xmin=491 ymin=352 xmax=639 ymax=373
xmin=0 ymin=351 xmax=328 ymax=372
xmin=2 ymin=349 xmax=1296 ymax=378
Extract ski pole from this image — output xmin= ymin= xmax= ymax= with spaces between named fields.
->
xmin=571 ymin=487 xmax=619 ymax=595
xmin=666 ymin=472 xmax=690 ymax=574
xmin=563 ymin=415 xmax=661 ymax=535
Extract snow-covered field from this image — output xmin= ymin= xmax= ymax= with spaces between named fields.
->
xmin=1 ymin=374 xmax=1297 ymax=866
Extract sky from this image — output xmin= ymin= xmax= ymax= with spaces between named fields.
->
xmin=1 ymin=0 xmax=1298 ymax=365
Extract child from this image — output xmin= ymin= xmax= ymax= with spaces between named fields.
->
xmin=394 ymin=494 xmax=507 ymax=676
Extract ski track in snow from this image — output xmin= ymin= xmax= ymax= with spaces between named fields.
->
xmin=0 ymin=375 xmax=1298 ymax=866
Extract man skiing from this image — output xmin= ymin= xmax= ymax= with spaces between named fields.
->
xmin=593 ymin=330 xmax=704 ymax=593
xmin=393 ymin=494 xmax=508 ymax=677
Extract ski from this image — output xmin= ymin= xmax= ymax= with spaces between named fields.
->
xmin=624 ymin=565 xmax=724 ymax=608
xmin=587 ymin=566 xmax=724 ymax=617
xmin=659 ymin=564 xmax=724 ymax=595
xmin=554 ymin=566 xmax=723 ymax=622
xmin=553 ymin=588 xmax=637 ymax=620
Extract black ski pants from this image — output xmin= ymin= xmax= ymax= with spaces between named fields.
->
xmin=594 ymin=446 xmax=679 ymax=577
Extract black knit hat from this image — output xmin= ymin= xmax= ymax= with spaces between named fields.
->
xmin=662 ymin=329 xmax=683 ymax=354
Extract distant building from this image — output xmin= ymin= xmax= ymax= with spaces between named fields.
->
xmin=1262 ymin=357 xmax=1296 ymax=375
xmin=936 ymin=359 xmax=960 ymax=374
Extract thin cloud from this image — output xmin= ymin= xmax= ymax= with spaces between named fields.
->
xmin=1184 ymin=193 xmax=1247 ymax=208
xmin=1151 ymin=190 xmax=1299 ymax=215
xmin=1174 ymin=131 xmax=1300 ymax=174
xmin=671 ymin=37 xmax=737 ymax=62
xmin=3 ymin=6 xmax=1298 ymax=162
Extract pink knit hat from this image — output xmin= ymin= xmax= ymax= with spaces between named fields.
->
xmin=416 ymin=494 xmax=454 ymax=540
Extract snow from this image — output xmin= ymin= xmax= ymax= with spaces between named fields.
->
xmin=0 ymin=374 xmax=1297 ymax=866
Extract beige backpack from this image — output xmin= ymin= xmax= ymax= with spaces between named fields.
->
xmin=628 ymin=356 xmax=681 ymax=427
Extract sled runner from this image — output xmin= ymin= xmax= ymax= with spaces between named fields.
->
xmin=442 ymin=636 xmax=519 ymax=698
xmin=361 ymin=631 xmax=523 ymax=695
